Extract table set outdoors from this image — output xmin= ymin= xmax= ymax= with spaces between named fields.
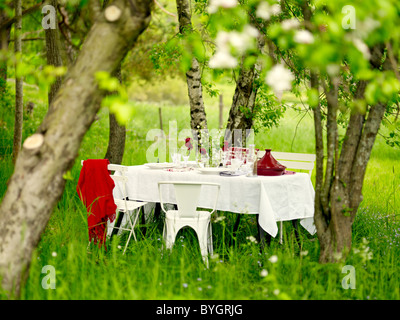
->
xmin=112 ymin=146 xmax=317 ymax=239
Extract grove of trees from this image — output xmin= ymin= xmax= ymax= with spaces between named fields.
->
xmin=0 ymin=0 xmax=399 ymax=297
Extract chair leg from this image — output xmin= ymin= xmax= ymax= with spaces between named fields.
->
xmin=279 ymin=221 xmax=283 ymax=244
xmin=163 ymin=220 xmax=177 ymax=250
xmin=198 ymin=228 xmax=210 ymax=268
xmin=122 ymin=209 xmax=141 ymax=255
xmin=111 ymin=210 xmax=125 ymax=238
xmin=207 ymin=222 xmax=213 ymax=256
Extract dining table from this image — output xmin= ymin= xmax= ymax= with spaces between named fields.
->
xmin=111 ymin=162 xmax=317 ymax=240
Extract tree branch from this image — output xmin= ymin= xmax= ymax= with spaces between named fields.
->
xmin=0 ymin=1 xmax=44 ymax=30
xmin=154 ymin=0 xmax=177 ymax=17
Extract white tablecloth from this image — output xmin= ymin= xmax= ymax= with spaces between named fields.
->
xmin=113 ymin=165 xmax=316 ymax=238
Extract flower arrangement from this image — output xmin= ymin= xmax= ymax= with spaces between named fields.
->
xmin=185 ymin=137 xmax=193 ymax=156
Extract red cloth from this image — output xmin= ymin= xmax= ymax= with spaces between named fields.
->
xmin=77 ymin=159 xmax=117 ymax=246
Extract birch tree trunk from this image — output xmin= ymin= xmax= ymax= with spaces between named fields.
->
xmin=0 ymin=0 xmax=152 ymax=297
xmin=176 ymin=0 xmax=208 ymax=134
xmin=44 ymin=0 xmax=63 ymax=106
xmin=12 ymin=0 xmax=23 ymax=164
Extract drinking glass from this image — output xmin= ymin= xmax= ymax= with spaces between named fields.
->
xmin=172 ymin=152 xmax=181 ymax=166
xmin=182 ymin=155 xmax=189 ymax=167
xmin=231 ymin=150 xmax=243 ymax=172
xmin=222 ymin=151 xmax=230 ymax=168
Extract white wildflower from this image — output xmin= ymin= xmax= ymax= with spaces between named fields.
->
xmin=300 ymin=250 xmax=309 ymax=256
xmin=281 ymin=18 xmax=300 ymax=30
xmin=260 ymin=269 xmax=268 ymax=277
xmin=265 ymin=64 xmax=295 ymax=99
xmin=246 ymin=235 xmax=258 ymax=243
xmin=294 ymin=30 xmax=314 ymax=44
xmin=273 ymin=289 xmax=280 ymax=295
xmin=215 ymin=215 xmax=226 ymax=223
xmin=52 ymin=252 xmax=57 ymax=257
xmin=208 ymin=0 xmax=238 ymax=14
xmin=268 ymin=255 xmax=278 ymax=263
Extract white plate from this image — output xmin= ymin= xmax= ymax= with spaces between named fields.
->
xmin=145 ymin=163 xmax=176 ymax=169
xmin=197 ymin=167 xmax=227 ymax=174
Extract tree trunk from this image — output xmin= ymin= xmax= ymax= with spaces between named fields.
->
xmin=313 ymin=44 xmax=388 ymax=263
xmin=44 ymin=0 xmax=64 ymax=107
xmin=12 ymin=0 xmax=23 ymax=164
xmin=58 ymin=5 xmax=77 ymax=65
xmin=225 ymin=59 xmax=258 ymax=147
xmin=0 ymin=0 xmax=152 ymax=297
xmin=176 ymin=0 xmax=208 ymax=134
xmin=0 ymin=8 xmax=11 ymax=95
xmin=104 ymin=66 xmax=126 ymax=165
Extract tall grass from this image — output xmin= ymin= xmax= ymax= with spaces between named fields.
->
xmin=0 ymin=79 xmax=399 ymax=300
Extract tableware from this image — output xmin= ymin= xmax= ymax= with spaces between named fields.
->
xmin=246 ymin=144 xmax=257 ymax=177
xmin=145 ymin=163 xmax=177 ymax=169
xmin=219 ymin=170 xmax=247 ymax=176
xmin=182 ymin=155 xmax=190 ymax=167
xmin=230 ymin=158 xmax=242 ymax=172
xmin=197 ymin=167 xmax=227 ymax=174
xmin=172 ymin=152 xmax=181 ymax=166
xmin=257 ymin=149 xmax=286 ymax=176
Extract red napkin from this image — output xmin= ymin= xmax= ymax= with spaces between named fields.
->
xmin=77 ymin=159 xmax=117 ymax=247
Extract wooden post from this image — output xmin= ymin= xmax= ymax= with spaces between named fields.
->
xmin=159 ymin=106 xmax=163 ymax=132
xmin=219 ymin=94 xmax=223 ymax=129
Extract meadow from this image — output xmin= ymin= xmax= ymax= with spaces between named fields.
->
xmin=0 ymin=77 xmax=399 ymax=300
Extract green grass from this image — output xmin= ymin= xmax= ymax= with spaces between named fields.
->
xmin=0 ymin=79 xmax=399 ymax=300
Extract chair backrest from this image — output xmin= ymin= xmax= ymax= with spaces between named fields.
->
xmin=256 ymin=151 xmax=316 ymax=176
xmin=80 ymin=160 xmax=128 ymax=173
xmin=158 ymin=181 xmax=220 ymax=218
xmin=81 ymin=159 xmax=129 ymax=203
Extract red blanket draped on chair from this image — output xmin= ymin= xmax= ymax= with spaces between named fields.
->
xmin=77 ymin=159 xmax=117 ymax=246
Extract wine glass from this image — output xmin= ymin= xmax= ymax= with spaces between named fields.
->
xmin=171 ymin=148 xmax=181 ymax=166
xmin=231 ymin=150 xmax=243 ymax=172
xmin=222 ymin=151 xmax=230 ymax=168
xmin=180 ymin=148 xmax=189 ymax=167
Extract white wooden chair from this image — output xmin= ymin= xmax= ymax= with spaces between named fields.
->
xmin=257 ymin=151 xmax=316 ymax=177
xmin=256 ymin=151 xmax=316 ymax=244
xmin=81 ymin=160 xmax=147 ymax=254
xmin=158 ymin=181 xmax=220 ymax=267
